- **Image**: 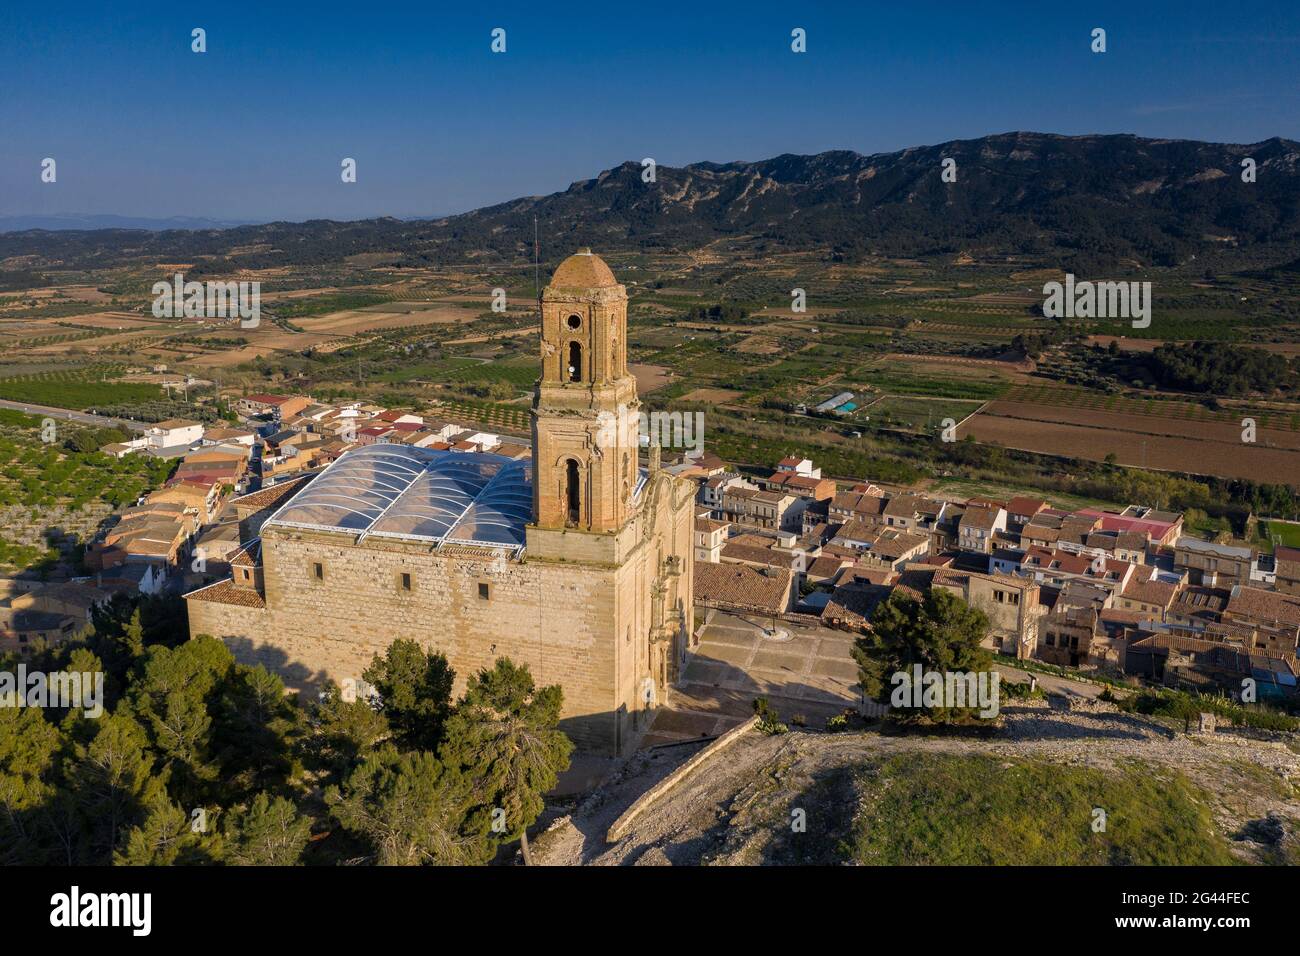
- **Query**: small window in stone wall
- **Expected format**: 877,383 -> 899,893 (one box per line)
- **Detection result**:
478,582 -> 490,600
400,572 -> 412,592
312,561 -> 324,581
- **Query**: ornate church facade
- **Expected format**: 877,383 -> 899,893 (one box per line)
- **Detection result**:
186,249 -> 695,755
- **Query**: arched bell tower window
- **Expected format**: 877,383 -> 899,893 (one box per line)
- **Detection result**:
565,458 -> 581,525
567,342 -> 582,383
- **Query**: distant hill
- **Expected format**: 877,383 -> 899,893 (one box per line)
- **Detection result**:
0,214 -> 258,233
3,132 -> 1298,274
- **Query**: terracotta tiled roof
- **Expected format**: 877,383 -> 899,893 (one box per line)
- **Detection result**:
230,540 -> 262,568
960,505 -> 1002,531
232,474 -> 313,511
694,562 -> 791,615
1121,577 -> 1179,607
721,542 -> 798,569
822,584 -> 889,627
186,578 -> 266,609
807,555 -> 850,579
1007,496 -> 1048,517
1226,586 -> 1300,629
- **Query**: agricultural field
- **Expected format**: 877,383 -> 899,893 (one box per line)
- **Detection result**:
0,408 -> 175,573
3,243 -> 1299,509
959,388 -> 1300,484
0,366 -> 164,409
864,396 -> 985,433
429,398 -> 530,435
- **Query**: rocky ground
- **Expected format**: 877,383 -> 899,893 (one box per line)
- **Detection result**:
532,700 -> 1300,866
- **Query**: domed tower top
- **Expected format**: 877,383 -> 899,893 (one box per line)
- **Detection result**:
549,247 -> 618,290
537,248 -> 630,389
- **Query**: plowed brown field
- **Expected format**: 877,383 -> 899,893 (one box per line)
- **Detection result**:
959,399 -> 1300,485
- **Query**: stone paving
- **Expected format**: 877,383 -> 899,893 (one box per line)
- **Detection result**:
642,610 -> 860,747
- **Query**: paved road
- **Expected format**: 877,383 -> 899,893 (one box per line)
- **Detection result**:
0,399 -> 148,432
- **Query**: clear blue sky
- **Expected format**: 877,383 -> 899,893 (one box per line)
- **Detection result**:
1,0 -> 1296,222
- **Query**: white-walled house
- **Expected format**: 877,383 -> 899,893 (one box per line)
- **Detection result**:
145,419 -> 204,450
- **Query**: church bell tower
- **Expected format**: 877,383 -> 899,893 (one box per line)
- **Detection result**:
530,248 -> 640,534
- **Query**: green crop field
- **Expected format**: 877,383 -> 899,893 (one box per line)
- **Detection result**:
0,367 -> 163,410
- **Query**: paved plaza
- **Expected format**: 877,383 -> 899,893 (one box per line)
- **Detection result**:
643,611 -> 861,747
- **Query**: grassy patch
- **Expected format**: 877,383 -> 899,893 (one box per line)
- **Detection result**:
851,752 -> 1235,865
1262,520 -> 1300,549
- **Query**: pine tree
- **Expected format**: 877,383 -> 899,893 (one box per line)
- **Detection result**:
325,746 -> 481,865
300,680 -> 389,788
68,709 -> 165,863
0,705 -> 62,864
853,588 -> 994,723
219,792 -> 312,865
114,792 -> 212,865
440,659 -> 573,865
362,639 -> 455,752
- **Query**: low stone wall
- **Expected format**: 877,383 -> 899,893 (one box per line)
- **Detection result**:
606,715 -> 758,843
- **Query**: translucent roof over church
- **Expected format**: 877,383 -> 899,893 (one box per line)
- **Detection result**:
266,444 -> 533,552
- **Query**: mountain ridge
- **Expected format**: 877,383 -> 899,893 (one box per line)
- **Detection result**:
3,132 -> 1298,274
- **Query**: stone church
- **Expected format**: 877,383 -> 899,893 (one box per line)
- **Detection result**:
186,249 -> 696,755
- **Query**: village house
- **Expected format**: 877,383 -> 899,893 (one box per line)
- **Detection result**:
1277,545 -> 1300,596
718,483 -> 799,532
698,472 -> 743,512
694,562 -> 794,619
1079,506 -> 1183,547
1019,508 -> 1072,549
1083,529 -> 1150,565
775,456 -> 820,478
201,427 -> 257,446
1117,576 -> 1183,621
720,531 -> 808,577
670,449 -> 729,481
828,489 -> 889,528
145,418 -> 205,451
1167,584 -> 1232,629
1038,607 -> 1099,667
1221,585 -> 1300,656
693,516 -> 728,563
1005,496 -> 1049,528
1174,536 -> 1256,588
805,553 -> 853,586
958,504 -> 1007,555
1125,632 -> 1298,699
1012,545 -> 1137,596
927,566 -> 1044,658
149,477 -> 227,525
0,579 -> 112,654
236,393 -> 313,420
830,525 -> 929,571
881,494 -> 944,532
88,507 -> 192,574
762,469 -> 836,502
